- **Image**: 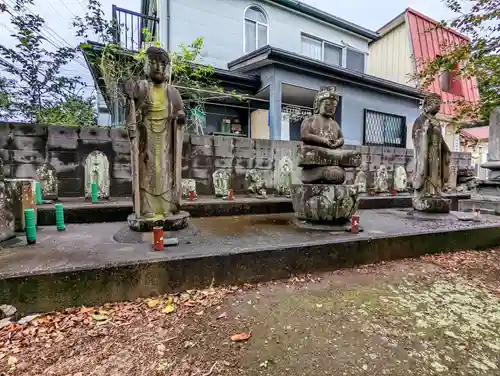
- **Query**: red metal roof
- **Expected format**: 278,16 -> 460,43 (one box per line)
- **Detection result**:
406,8 -> 480,117
460,126 -> 489,141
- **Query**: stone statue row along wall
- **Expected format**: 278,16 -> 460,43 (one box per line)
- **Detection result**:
0,123 -> 472,197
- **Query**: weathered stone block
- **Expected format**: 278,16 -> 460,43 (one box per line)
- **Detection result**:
254,157 -> 273,170
12,163 -> 38,179
11,136 -> 45,152
112,163 -> 131,180
191,145 -> 212,157
233,137 -> 254,148
0,178 -> 15,241
233,147 -> 254,158
213,136 -> 233,148
213,157 -> 233,169
191,135 -> 212,146
79,127 -> 110,141
255,139 -> 273,149
11,124 -> 47,137
112,141 -> 130,155
214,145 -> 233,157
11,150 -> 45,165
234,157 -> 254,169
191,168 -> 211,180
5,178 -> 36,231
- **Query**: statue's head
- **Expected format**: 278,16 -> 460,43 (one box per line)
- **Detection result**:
423,93 -> 442,115
145,46 -> 170,84
314,86 -> 339,117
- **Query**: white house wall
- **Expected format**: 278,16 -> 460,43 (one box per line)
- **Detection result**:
168,0 -> 369,68
367,21 -> 416,87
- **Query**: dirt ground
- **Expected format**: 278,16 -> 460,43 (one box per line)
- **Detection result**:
3,249 -> 500,376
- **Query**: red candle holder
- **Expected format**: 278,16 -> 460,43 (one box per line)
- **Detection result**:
351,215 -> 360,234
153,226 -> 164,251
189,191 -> 195,201
228,190 -> 233,201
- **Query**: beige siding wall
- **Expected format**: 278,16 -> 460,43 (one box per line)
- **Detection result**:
368,22 -> 416,87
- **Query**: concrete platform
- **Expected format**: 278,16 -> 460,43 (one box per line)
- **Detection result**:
1,208 -> 499,315
459,198 -> 500,215
35,193 -> 471,226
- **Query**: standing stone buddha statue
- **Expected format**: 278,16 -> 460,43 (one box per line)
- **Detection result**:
125,46 -> 189,231
412,93 -> 451,213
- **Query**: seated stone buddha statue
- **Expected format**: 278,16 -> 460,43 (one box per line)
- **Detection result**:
298,86 -> 361,184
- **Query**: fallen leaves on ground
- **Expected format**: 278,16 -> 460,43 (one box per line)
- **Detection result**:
230,332 -> 251,342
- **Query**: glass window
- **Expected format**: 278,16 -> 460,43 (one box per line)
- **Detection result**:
258,24 -> 267,49
324,43 -> 342,66
245,20 -> 257,53
245,7 -> 267,23
244,6 -> 268,53
346,49 -> 365,73
364,110 -> 406,147
301,35 -> 322,60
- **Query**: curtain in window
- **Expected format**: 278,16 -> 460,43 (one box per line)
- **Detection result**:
245,20 -> 257,53
301,36 -> 322,60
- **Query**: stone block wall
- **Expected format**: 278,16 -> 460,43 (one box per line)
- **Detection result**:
0,122 -> 472,197
0,123 -> 131,197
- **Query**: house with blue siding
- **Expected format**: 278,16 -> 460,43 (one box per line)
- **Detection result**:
86,0 -> 425,148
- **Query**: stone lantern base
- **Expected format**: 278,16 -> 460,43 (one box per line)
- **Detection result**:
412,195 -> 451,213
127,211 -> 190,232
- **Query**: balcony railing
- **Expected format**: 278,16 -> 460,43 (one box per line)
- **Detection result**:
112,5 -> 159,52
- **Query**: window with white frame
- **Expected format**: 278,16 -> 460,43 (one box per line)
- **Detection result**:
244,6 -> 268,54
346,48 -> 365,73
301,34 -> 342,66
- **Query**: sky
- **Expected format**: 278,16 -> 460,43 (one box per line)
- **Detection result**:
0,0 -> 457,105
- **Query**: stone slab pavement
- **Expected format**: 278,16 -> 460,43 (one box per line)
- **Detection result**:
1,209 -> 500,279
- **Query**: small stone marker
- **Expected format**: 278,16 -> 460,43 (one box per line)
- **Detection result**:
164,237 -> 179,247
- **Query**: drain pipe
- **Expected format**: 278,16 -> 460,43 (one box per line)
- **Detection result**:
157,0 -> 171,51
166,0 -> 171,51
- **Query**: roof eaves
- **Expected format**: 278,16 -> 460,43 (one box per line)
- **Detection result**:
268,47 -> 424,99
269,0 -> 380,41
375,10 -> 407,36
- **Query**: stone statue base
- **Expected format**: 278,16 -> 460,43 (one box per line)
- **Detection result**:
292,217 -> 363,232
292,184 -> 359,226
127,211 -> 190,232
412,196 -> 451,213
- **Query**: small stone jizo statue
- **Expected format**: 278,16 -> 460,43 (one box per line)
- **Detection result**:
124,46 -> 189,231
412,94 -> 451,213
245,170 -> 267,199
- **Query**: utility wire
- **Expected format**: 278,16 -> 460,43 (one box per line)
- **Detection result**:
3,0 -> 89,70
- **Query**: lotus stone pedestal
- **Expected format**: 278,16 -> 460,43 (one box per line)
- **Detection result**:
292,184 -> 360,231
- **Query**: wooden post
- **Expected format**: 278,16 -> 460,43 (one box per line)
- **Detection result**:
126,92 -> 141,218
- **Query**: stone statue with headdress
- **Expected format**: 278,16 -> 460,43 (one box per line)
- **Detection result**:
412,93 -> 451,213
298,86 -> 361,184
124,46 -> 189,231
292,86 -> 362,230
